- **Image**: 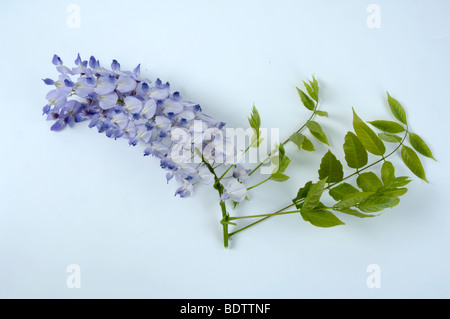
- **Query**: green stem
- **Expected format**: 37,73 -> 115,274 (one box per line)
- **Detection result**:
217,164 -> 234,183
219,200 -> 229,247
229,210 -> 300,220
246,176 -> 272,191
228,202 -> 295,237
201,155 -> 230,248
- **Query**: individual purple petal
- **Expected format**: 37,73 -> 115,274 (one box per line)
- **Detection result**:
87,92 -> 98,100
43,78 -> 55,85
52,54 -> 62,66
197,166 -> 214,185
56,65 -> 73,75
149,85 -> 170,100
222,179 -> 247,202
128,136 -> 139,146
220,193 -> 230,201
172,92 -> 181,101
72,54 -> 86,74
133,64 -> 141,77
64,79 -> 75,87
123,121 -> 137,139
98,120 -> 113,133
175,164 -> 197,180
154,115 -> 173,132
116,75 -> 137,93
45,89 -> 67,107
75,113 -> 86,122
193,104 -> 202,113
114,129 -> 124,139
94,75 -> 116,95
99,92 -> 118,110
175,110 -> 195,122
232,164 -> 252,182
89,56 -> 97,68
166,172 -> 174,183
134,82 -> 150,97
143,122 -> 153,131
63,100 -> 80,112
74,77 -> 95,98
160,157 -> 178,171
162,99 -> 184,115
88,114 -> 101,128
110,113 -> 129,130
123,96 -> 143,113
145,141 -> 170,158
42,104 -> 51,115
86,77 -> 95,85
174,180 -> 194,198
170,127 -> 191,146
111,59 -> 120,72
74,53 -> 82,65
136,124 -> 153,143
50,120 -> 65,131
141,99 -> 157,119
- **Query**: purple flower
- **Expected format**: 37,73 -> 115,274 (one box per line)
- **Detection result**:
232,164 -> 252,182
42,54 -> 246,198
116,75 -> 137,93
174,180 -> 194,198
221,179 -> 247,202
123,96 -> 143,114
95,75 -> 116,95
99,92 -> 118,110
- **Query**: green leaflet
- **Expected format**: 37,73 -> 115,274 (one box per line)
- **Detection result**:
293,181 -> 313,206
303,81 -> 315,101
297,87 -> 315,110
310,76 -> 319,102
333,207 -> 376,218
356,172 -> 383,192
318,150 -> 344,183
409,132 -> 436,160
378,133 -> 402,143
248,105 -> 261,147
381,161 -> 395,185
368,120 -> 405,133
380,188 -> 408,198
301,136 -> 315,151
343,131 -> 368,169
302,76 -> 319,102
314,110 -> 328,117
270,172 -> 290,182
401,145 -> 428,182
306,121 -> 329,145
289,132 -> 305,150
358,194 -> 399,213
300,209 -> 345,227
250,133 -> 264,148
389,176 -> 412,188
302,178 -> 328,211
352,109 -> 386,155
333,192 -> 374,210
272,144 -> 291,174
387,92 -> 407,125
329,183 -> 359,201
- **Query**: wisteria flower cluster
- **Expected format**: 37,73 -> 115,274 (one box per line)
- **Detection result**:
43,54 -> 248,200
43,54 -> 435,248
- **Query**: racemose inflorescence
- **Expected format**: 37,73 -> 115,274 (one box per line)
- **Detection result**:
42,54 -> 435,248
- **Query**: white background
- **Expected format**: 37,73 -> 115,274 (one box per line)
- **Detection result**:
0,0 -> 449,298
